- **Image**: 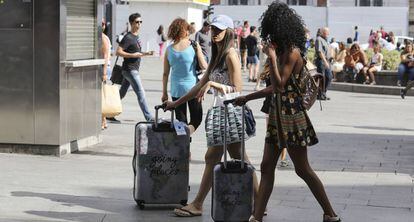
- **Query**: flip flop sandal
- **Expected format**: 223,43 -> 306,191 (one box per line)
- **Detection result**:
174,207 -> 202,217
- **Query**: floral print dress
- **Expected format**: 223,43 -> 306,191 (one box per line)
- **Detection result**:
265,61 -> 318,149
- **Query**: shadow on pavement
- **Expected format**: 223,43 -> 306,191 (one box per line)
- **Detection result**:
72,150 -> 131,158
332,124 -> 414,132
10,180 -> 413,222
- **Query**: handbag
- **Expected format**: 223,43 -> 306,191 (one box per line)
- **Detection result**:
211,91 -> 256,137
102,83 -> 123,117
205,104 -> 246,147
110,56 -> 124,85
244,106 -> 256,137
292,59 -> 323,110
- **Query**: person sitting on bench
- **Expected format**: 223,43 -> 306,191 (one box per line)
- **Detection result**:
343,43 -> 367,83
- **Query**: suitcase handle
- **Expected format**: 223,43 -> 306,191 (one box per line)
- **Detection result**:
154,104 -> 174,129
223,100 -> 245,170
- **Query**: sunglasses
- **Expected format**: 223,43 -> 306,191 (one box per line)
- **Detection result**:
134,20 -> 143,24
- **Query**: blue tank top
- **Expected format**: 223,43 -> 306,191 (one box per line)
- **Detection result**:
167,45 -> 197,98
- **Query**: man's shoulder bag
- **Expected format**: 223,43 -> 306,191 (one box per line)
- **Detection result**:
110,56 -> 124,85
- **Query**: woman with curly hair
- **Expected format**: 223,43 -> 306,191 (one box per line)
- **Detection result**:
162,18 -> 207,134
233,2 -> 340,222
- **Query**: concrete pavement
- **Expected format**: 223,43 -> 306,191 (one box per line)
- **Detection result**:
0,57 -> 413,222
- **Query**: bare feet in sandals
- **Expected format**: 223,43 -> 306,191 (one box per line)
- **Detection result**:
174,203 -> 202,217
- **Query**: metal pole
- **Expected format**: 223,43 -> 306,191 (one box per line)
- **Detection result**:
326,0 -> 329,29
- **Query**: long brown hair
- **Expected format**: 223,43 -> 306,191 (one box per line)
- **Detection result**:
205,28 -> 235,76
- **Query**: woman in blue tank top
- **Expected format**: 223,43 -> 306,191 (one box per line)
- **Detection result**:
162,18 -> 207,134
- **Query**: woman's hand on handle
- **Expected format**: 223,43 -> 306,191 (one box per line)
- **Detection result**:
233,96 -> 248,106
196,81 -> 211,102
163,100 -> 176,111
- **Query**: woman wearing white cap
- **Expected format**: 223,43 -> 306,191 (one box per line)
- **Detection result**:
164,14 -> 259,217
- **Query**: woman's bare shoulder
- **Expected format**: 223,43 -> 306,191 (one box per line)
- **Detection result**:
226,47 -> 238,58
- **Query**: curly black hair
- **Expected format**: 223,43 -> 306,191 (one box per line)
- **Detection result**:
259,1 -> 306,56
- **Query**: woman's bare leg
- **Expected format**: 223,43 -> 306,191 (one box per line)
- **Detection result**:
253,143 -> 282,221
183,147 -> 223,211
368,67 -> 377,84
280,148 -> 287,161
287,147 -> 336,217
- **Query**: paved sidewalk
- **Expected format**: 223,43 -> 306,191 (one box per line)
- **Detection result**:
0,57 -> 413,222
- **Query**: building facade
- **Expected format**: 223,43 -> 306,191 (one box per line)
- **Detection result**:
219,0 -> 408,6
125,0 -> 209,52
410,0 -> 414,36
214,0 -> 409,43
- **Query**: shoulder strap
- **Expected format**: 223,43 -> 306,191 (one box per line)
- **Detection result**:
190,40 -> 197,50
195,32 -> 200,42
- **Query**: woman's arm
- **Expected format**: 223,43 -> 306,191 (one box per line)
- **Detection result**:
195,42 -> 208,70
268,47 -> 300,92
165,71 -> 211,109
401,53 -> 410,63
360,51 -> 368,66
162,50 -> 170,102
246,86 -> 273,100
233,86 -> 274,106
101,34 -> 110,81
378,53 -> 384,66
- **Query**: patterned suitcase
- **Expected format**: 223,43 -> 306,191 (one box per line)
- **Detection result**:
133,105 -> 190,209
211,101 -> 254,222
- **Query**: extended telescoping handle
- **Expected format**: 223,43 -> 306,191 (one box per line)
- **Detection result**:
223,99 -> 245,170
154,104 -> 174,129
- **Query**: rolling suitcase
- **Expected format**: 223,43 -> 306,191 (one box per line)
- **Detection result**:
211,100 -> 254,222
133,105 -> 190,209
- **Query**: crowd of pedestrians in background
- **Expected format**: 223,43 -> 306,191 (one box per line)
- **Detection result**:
303,24 -> 414,98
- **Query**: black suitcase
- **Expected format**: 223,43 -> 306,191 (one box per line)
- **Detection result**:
211,101 -> 254,222
133,105 -> 190,209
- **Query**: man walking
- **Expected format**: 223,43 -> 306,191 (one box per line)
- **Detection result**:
195,21 -> 211,63
238,20 -> 250,71
111,13 -> 154,122
245,26 -> 260,85
315,27 -> 333,100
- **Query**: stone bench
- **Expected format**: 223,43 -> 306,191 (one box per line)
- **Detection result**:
335,70 -> 408,86
330,82 -> 414,96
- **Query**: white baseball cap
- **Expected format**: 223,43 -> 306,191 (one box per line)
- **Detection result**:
210,15 -> 234,30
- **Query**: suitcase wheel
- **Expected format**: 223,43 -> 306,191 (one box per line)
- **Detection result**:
180,200 -> 188,206
136,200 -> 145,210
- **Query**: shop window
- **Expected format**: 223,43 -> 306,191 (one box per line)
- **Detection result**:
240,0 -> 248,5
373,0 -> 383,6
317,0 -> 327,7
359,0 -> 371,6
66,0 -> 96,60
228,0 -> 238,5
